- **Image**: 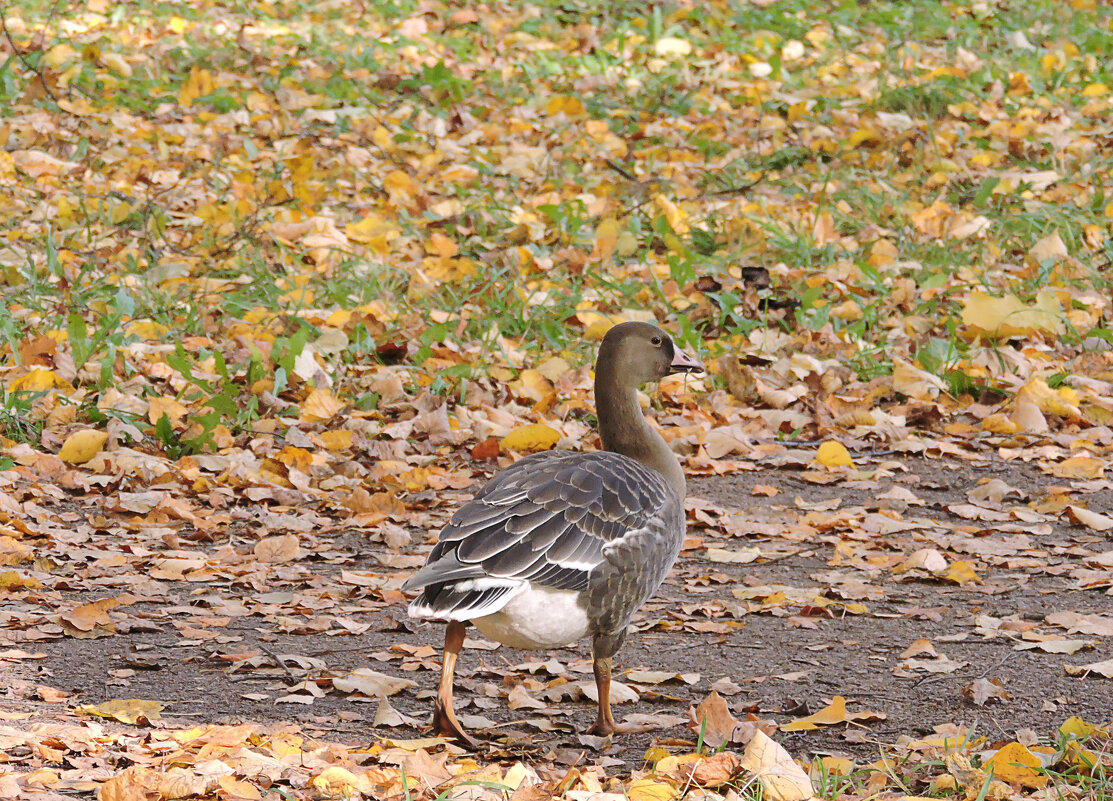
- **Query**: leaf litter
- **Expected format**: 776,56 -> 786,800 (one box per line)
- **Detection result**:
2,0 -> 1113,798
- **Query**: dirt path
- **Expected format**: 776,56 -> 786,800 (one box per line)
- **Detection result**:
3,452 -> 1111,772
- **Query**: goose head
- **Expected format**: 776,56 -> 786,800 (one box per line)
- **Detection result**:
597,322 -> 703,388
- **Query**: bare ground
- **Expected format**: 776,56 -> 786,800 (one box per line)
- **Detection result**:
3,453 -> 1113,771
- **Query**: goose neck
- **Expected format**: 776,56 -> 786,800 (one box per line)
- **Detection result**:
594,376 -> 685,499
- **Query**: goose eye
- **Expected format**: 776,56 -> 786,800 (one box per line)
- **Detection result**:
651,336 -> 662,346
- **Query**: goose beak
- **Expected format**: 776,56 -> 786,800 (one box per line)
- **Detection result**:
669,347 -> 704,374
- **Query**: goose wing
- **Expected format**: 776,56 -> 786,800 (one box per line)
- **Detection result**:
404,450 -> 676,621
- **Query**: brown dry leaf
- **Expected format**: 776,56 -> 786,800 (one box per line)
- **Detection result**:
963,678 -> 1010,706
899,638 -> 937,659
332,668 -> 415,696
892,359 -> 948,400
688,690 -> 739,748
1015,639 -> 1093,655
1064,658 -> 1113,679
1065,505 -> 1113,531
373,696 -> 422,727
300,388 -> 343,422
899,548 -> 948,572
1045,611 -> 1113,636
686,752 -> 743,788
253,534 -> 301,563
739,729 -> 816,801
706,546 -> 761,564
967,478 -> 1023,504
62,597 -> 120,632
100,767 -> 218,801
1048,455 -> 1105,479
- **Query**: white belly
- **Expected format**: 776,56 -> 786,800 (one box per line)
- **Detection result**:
472,586 -> 589,650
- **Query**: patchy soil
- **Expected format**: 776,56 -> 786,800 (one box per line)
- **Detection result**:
3,454 -> 1112,771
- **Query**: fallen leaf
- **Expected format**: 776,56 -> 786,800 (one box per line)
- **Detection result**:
963,678 -> 1010,706
1064,658 -> 1113,679
75,699 -> 163,724
783,696 -> 847,731
253,534 -> 301,563
688,690 -> 739,748
332,668 -> 415,696
501,423 -> 561,452
58,429 -> 109,464
739,729 -> 816,801
814,441 -> 853,467
986,742 -> 1048,788
1065,506 -> 1113,531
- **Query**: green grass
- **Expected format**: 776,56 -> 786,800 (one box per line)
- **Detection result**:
0,0 -> 1110,452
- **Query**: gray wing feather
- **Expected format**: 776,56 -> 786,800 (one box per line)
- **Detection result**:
404,450 -> 679,622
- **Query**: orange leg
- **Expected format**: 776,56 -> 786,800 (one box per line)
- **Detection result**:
432,621 -> 477,746
585,655 -> 617,736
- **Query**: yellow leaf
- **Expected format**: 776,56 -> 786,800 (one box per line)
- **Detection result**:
1016,379 -> 1080,418
426,232 -> 458,258
178,66 -> 214,107
8,368 -> 72,393
653,194 -> 689,234
321,430 -> 354,450
43,44 -> 76,68
125,320 -> 170,339
346,213 -> 398,246
986,742 -> 1048,788
75,699 -> 163,724
1060,716 -> 1106,739
817,757 -> 853,776
784,696 -> 847,731
1050,455 -> 1105,480
627,778 -> 678,801
311,767 -> 371,795
509,369 -> 554,403
815,441 -> 853,468
545,95 -> 585,116
654,36 -> 692,57
58,429 -> 109,464
867,239 -> 898,268
536,356 -> 570,382
501,423 -> 561,452
942,560 -> 980,585
148,396 -> 189,427
981,414 -> 1020,434
300,389 -> 343,423
101,52 -> 132,77
831,299 -> 862,321
593,218 -> 623,260
1081,82 -> 1108,97
960,290 -> 1065,339
0,570 -> 42,592
383,170 -> 419,206
1030,231 -> 1068,263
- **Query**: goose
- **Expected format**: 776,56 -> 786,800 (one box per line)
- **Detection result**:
402,321 -> 703,743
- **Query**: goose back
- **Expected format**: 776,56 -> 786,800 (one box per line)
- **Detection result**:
404,448 -> 683,632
